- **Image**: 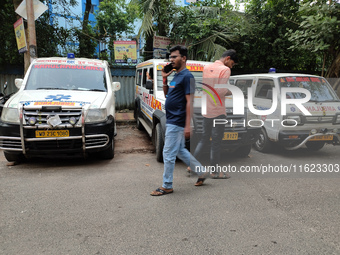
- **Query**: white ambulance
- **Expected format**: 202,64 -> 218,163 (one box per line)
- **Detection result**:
0,54 -> 121,162
135,59 -> 260,162
230,73 -> 340,152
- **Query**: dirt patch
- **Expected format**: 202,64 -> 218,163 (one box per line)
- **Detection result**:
115,125 -> 155,154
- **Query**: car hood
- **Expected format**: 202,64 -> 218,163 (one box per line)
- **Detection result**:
5,90 -> 107,109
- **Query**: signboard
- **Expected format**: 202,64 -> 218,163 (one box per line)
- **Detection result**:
184,0 -> 198,4
153,36 -> 171,59
114,41 -> 137,63
15,0 -> 48,20
13,18 -> 27,54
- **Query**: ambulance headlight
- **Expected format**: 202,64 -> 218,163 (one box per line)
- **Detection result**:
283,115 -> 301,126
1,108 -> 20,124
69,117 -> 77,125
28,117 -> 37,125
310,129 -> 317,135
85,109 -> 107,123
336,115 -> 340,124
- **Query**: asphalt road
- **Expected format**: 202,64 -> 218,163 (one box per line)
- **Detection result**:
1,125 -> 339,255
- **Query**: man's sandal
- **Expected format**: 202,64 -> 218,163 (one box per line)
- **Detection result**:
195,172 -> 211,186
150,188 -> 174,196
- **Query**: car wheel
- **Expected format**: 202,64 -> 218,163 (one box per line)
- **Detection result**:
253,128 -> 272,153
234,144 -> 252,157
101,138 -> 115,159
134,106 -> 144,131
305,141 -> 325,151
4,151 -> 26,163
155,123 -> 164,162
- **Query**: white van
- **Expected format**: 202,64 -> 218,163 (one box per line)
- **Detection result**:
230,73 -> 340,152
0,55 -> 121,161
135,59 -> 260,162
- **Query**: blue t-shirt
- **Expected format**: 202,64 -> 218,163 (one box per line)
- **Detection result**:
165,68 -> 196,127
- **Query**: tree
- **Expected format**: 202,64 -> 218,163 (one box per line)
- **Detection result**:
129,0 -> 177,60
95,0 -> 137,60
286,0 -> 340,82
0,0 -> 78,69
170,0 -> 247,61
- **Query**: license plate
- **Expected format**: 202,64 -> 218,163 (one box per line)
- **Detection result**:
310,135 -> 333,141
223,132 -> 238,140
35,130 -> 69,138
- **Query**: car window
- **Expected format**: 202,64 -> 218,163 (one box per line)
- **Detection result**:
136,69 -> 142,86
235,79 -> 253,97
156,69 -> 203,92
279,76 -> 339,101
255,79 -> 275,99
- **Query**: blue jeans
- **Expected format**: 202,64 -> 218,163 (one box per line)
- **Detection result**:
193,115 -> 225,171
162,124 -> 205,189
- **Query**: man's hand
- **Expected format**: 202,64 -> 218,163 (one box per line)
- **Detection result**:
161,67 -> 174,78
184,125 -> 191,139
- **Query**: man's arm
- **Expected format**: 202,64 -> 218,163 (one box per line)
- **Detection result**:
184,94 -> 193,139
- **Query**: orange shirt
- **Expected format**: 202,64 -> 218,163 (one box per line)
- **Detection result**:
202,60 -> 231,118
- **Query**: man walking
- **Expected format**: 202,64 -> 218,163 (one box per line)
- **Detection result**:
193,49 -> 238,179
150,45 -> 208,196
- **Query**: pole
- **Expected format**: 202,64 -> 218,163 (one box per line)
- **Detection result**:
26,0 -> 37,62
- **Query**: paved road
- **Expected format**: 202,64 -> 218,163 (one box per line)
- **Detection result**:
1,126 -> 339,254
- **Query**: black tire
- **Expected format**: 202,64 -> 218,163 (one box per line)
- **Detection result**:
253,128 -> 272,153
234,144 -> 252,157
155,123 -> 164,162
101,138 -> 115,159
305,141 -> 325,151
4,151 -> 25,163
134,106 -> 144,131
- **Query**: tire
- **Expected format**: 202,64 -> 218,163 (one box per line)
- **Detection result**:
4,151 -> 25,163
253,128 -> 272,153
305,141 -> 325,151
135,106 -> 144,131
101,138 -> 115,159
234,144 -> 252,157
155,123 -> 164,162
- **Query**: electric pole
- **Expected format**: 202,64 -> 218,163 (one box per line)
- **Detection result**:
26,0 -> 37,62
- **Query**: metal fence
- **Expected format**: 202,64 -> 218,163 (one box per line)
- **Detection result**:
112,75 -> 135,110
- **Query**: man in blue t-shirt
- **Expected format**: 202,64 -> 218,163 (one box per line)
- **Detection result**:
151,46 -> 208,196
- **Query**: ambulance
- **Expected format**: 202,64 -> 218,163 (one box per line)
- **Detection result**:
229,73 -> 340,152
135,59 -> 260,162
0,54 -> 121,162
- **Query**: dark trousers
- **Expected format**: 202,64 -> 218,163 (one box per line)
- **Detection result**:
193,115 -> 225,171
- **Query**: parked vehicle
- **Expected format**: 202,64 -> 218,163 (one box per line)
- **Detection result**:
135,59 -> 260,162
0,54 -> 121,162
230,73 -> 340,152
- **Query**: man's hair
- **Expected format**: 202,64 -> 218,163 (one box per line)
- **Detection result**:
169,45 -> 188,58
221,49 -> 238,63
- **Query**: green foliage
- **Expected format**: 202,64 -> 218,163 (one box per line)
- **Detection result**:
170,1 -> 247,61
129,0 -> 177,60
286,1 -> 340,77
0,0 -> 78,67
95,0 -> 137,54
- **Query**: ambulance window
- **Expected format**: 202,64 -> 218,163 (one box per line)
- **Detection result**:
235,79 -> 253,97
136,70 -> 142,86
255,79 -> 275,99
142,69 -> 148,87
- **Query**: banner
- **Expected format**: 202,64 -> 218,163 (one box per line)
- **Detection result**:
114,41 -> 137,63
153,36 -> 171,59
13,18 -> 27,54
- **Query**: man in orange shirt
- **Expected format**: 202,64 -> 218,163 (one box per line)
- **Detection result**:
193,49 -> 238,179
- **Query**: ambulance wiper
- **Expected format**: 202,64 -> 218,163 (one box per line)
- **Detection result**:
36,87 -> 66,90
88,89 -> 106,92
